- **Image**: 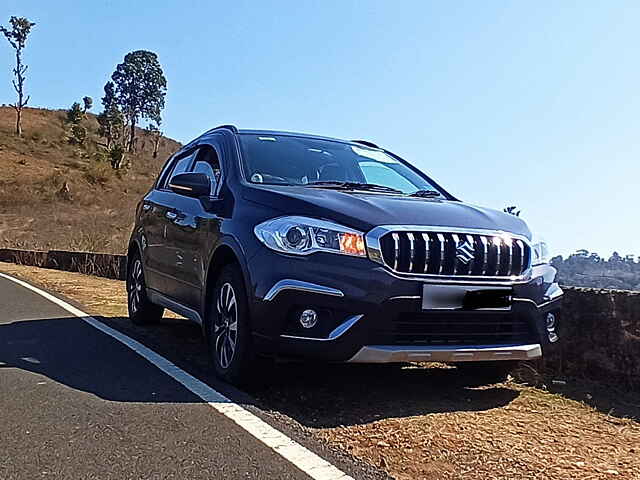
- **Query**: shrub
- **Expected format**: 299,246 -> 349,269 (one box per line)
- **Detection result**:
109,144 -> 127,170
69,124 -> 87,145
83,161 -> 112,185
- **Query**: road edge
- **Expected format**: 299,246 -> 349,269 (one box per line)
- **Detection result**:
0,272 -> 354,480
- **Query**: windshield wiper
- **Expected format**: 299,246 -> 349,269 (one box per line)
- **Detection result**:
409,189 -> 442,198
306,181 -> 403,194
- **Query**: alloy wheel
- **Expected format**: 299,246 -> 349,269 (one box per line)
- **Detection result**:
215,282 -> 238,369
128,259 -> 144,314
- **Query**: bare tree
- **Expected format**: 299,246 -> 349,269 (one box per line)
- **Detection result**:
1,16 -> 36,136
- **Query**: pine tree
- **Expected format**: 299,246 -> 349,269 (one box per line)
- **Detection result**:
97,81 -> 124,149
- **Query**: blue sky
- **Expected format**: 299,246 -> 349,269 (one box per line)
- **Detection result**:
2,1 -> 638,258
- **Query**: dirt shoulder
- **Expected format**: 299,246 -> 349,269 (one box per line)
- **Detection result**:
2,262 -> 639,480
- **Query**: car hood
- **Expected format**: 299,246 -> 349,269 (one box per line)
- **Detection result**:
243,185 -> 531,238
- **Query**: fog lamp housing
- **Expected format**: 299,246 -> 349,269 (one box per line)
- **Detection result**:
546,312 -> 559,343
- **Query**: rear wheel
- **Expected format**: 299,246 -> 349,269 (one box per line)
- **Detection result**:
127,254 -> 164,325
208,264 -> 255,385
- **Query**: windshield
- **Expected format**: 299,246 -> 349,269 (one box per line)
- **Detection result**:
238,134 -> 443,195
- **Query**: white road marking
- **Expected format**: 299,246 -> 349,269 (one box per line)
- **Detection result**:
0,273 -> 354,480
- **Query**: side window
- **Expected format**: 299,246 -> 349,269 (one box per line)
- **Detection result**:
163,151 -> 197,188
191,146 -> 221,195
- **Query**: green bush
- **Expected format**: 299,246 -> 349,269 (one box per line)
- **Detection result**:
66,102 -> 84,124
69,124 -> 87,145
109,144 -> 126,170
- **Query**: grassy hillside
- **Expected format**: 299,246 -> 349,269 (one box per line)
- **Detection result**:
0,106 -> 182,253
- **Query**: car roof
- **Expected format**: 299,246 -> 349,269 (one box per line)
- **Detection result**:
236,129 -> 361,146
198,125 -> 380,149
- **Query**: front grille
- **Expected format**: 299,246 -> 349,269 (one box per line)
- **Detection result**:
379,230 -> 530,277
384,312 -> 534,346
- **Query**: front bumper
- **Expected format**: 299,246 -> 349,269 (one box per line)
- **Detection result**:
246,247 -> 563,363
349,344 -> 542,363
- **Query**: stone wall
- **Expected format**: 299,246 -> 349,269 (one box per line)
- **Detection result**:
0,248 -> 126,280
544,287 -> 640,388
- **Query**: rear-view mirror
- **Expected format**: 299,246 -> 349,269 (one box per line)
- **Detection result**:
168,172 -> 211,197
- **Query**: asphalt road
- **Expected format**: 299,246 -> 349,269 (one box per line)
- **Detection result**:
0,275 -> 335,480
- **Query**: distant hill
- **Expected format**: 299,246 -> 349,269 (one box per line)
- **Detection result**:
0,106 -> 182,254
552,251 -> 640,291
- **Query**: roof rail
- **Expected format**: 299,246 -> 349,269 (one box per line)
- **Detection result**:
209,124 -> 239,134
352,139 -> 379,149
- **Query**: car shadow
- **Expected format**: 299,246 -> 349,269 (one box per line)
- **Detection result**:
249,363 -> 521,428
3,314 -> 638,429
0,316 -> 204,403
1,314 -> 519,426
544,379 -> 640,424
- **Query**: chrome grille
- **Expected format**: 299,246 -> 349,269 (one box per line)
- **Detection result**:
376,229 -> 531,277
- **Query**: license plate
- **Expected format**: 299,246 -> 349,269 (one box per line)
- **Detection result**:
422,285 -> 512,310
422,284 -> 467,310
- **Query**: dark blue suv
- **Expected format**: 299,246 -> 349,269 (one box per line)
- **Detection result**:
127,125 -> 563,384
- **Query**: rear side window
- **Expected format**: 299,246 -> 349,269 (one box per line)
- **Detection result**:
161,151 -> 197,188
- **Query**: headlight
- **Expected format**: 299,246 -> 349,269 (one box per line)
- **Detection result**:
530,233 -> 550,266
254,216 -> 366,257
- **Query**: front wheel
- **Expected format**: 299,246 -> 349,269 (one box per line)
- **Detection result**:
208,264 -> 255,385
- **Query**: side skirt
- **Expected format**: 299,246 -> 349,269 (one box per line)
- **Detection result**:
147,288 -> 203,326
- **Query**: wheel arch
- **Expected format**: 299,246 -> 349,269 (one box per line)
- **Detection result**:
202,239 -> 253,334
126,238 -> 143,273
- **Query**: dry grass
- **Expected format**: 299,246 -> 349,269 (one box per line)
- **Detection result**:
82,160 -> 113,185
0,261 -> 128,317
0,106 -> 181,254
320,387 -> 640,479
2,262 -> 639,480
0,262 -> 177,319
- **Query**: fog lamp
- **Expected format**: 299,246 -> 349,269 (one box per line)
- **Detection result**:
300,309 -> 318,329
546,313 -> 558,343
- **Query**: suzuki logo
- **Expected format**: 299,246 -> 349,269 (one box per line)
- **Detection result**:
456,239 -> 475,264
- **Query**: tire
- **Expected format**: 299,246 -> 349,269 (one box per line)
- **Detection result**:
208,264 -> 255,385
126,254 -> 164,325
456,361 -> 517,385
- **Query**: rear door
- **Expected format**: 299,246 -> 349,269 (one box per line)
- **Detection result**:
139,157 -> 173,292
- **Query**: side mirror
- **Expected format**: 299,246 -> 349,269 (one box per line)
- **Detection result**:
168,172 -> 211,197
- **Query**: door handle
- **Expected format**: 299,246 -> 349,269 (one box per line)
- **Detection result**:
166,211 -> 178,221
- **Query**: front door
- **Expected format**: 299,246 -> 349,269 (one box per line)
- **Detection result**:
164,145 -> 223,309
